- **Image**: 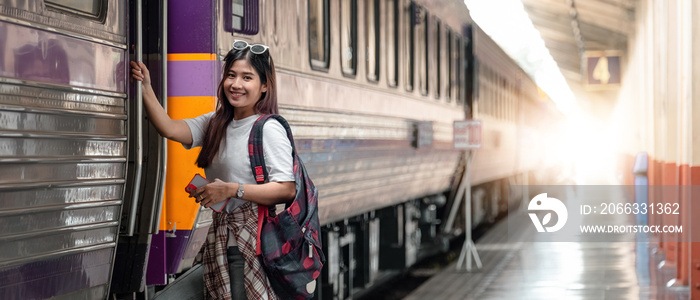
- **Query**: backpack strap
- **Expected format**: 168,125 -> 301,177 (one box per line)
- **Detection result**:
248,114 -> 297,255
248,114 -> 297,184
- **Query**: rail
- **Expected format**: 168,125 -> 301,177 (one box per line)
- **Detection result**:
127,0 -> 143,236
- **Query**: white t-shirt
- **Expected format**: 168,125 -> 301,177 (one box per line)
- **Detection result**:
183,113 -> 294,247
182,112 -> 294,212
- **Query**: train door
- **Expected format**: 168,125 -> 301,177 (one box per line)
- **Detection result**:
110,0 -> 167,297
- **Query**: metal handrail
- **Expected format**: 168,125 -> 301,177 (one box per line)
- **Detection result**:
127,0 -> 143,236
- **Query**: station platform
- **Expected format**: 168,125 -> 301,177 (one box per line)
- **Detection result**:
406,188 -> 690,300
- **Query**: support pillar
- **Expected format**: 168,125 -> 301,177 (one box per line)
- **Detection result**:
676,165 -> 690,286
455,151 -> 481,271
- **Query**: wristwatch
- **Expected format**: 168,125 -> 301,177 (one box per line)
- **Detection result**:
237,183 -> 245,198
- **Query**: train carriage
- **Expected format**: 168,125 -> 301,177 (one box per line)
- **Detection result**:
0,1 -> 136,299
0,0 -> 560,299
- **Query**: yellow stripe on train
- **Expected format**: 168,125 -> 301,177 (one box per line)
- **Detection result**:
167,53 -> 217,61
162,96 -> 216,231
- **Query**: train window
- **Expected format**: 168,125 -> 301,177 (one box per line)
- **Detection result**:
480,66 -> 487,114
501,80 -> 505,119
506,84 -> 511,120
511,85 -> 516,121
386,0 -> 399,87
483,69 -> 488,115
45,0 -> 106,19
508,86 -> 512,121
496,76 -> 501,119
340,0 -> 357,76
492,73 -> 497,116
366,0 -> 380,82
481,78 -> 486,115
416,6 -> 428,96
453,35 -> 462,104
446,27 -> 452,102
509,84 -> 514,121
403,2 -> 415,92
309,0 -> 330,70
224,0 -> 259,35
472,57 -> 479,103
463,27 -> 474,109
501,78 -> 506,119
433,18 -> 441,99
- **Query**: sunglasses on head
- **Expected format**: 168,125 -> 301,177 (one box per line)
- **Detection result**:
232,40 -> 269,55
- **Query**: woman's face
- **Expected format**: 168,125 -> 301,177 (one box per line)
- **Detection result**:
223,59 -> 267,120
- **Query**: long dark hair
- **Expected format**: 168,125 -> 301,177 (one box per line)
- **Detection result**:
196,47 -> 278,168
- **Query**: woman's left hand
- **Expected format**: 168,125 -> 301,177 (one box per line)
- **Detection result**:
194,179 -> 233,208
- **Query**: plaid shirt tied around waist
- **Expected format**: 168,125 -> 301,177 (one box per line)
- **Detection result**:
202,202 -> 279,300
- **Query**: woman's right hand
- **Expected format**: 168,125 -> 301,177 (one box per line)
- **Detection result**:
128,60 -> 193,145
130,61 -> 151,86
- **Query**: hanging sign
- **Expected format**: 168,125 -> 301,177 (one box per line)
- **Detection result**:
584,50 -> 622,90
454,120 -> 481,149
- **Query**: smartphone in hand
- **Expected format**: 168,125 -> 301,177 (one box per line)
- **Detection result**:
185,174 -> 230,212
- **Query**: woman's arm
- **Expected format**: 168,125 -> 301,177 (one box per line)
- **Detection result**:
194,179 -> 295,208
130,61 -> 193,145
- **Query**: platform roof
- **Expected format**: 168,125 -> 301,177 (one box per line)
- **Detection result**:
520,0 -> 634,90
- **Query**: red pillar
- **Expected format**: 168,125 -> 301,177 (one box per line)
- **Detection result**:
662,162 -> 679,267
650,159 -> 664,254
690,167 -> 700,298
677,164 -> 690,285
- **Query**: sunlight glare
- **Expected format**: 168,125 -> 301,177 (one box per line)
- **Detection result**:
464,0 -> 578,116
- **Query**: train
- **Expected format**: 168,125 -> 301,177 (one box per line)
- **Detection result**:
0,0 -> 562,299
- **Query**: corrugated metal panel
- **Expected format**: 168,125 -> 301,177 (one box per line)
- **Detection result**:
0,82 -> 126,298
280,108 -> 462,225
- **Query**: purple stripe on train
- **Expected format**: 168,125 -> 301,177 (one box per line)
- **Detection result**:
146,226 -> 209,285
167,60 -> 220,97
168,0 -> 214,54
146,231 -> 167,285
